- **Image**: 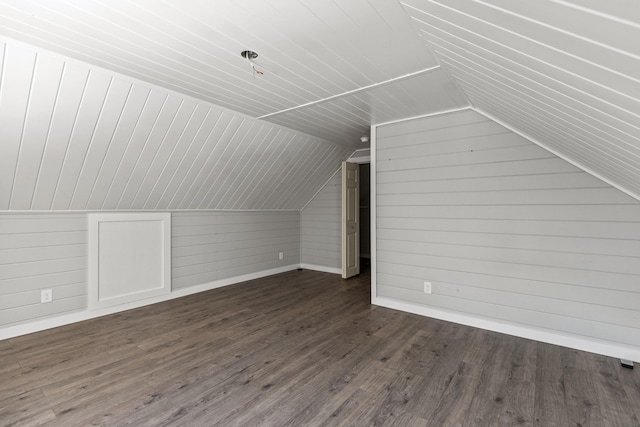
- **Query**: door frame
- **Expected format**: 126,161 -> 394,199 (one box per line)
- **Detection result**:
341,149 -> 371,280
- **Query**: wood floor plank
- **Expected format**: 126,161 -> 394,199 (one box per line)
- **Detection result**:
1,268 -> 639,426
461,333 -> 536,426
360,369 -> 428,426
534,343 -> 571,426
1,407 -> 56,427
586,355 -> 640,427
620,364 -> 640,425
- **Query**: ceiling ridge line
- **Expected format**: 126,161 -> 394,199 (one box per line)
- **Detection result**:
257,66 -> 441,120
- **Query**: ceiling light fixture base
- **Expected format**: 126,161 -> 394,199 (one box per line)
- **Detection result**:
241,50 -> 259,60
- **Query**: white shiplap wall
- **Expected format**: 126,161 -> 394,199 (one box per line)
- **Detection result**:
374,110 -> 640,358
0,37 -> 353,212
172,211 -> 300,289
1,211 -> 299,332
301,171 -> 342,273
0,214 -> 87,327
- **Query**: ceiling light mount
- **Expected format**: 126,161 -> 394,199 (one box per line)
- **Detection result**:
241,50 -> 265,77
241,50 -> 259,60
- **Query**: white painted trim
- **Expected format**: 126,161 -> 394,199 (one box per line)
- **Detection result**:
0,208 -> 301,214
0,264 -> 299,341
373,296 -> 640,363
350,148 -> 371,156
374,106 -> 472,129
347,155 -> 371,164
345,148 -> 371,164
300,263 -> 341,275
447,69 -> 476,109
370,125 -> 378,303
476,108 -> 640,203
258,66 -> 441,120
88,213 -> 171,310
299,208 -> 303,268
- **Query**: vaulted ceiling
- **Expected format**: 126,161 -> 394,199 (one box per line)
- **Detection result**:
0,0 -> 638,210
0,0 -> 467,144
402,0 -> 640,201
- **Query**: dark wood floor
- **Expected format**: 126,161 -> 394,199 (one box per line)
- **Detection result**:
1,269 -> 639,426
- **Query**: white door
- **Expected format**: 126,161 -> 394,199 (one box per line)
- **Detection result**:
342,161 -> 360,278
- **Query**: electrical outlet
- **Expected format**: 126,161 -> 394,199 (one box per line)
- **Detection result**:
41,289 -> 53,303
423,281 -> 432,294
279,252 -> 284,260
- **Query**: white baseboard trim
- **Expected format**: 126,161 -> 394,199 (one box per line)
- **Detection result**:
300,263 -> 341,275
0,264 -> 300,341
373,296 -> 640,363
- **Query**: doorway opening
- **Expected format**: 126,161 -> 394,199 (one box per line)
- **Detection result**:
359,163 -> 371,270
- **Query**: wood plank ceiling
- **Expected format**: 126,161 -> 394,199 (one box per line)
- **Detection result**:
0,0 -> 638,209
0,0 -> 469,211
0,38 -> 356,211
0,0 -> 467,143
401,0 -> 640,200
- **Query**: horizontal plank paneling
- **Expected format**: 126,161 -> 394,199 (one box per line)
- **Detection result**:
378,204 -> 640,222
173,221 -> 298,237
377,228 -> 640,258
378,119 -> 508,150
171,211 -> 300,290
378,188 -> 635,206
377,239 -> 640,275
0,245 -> 87,264
375,110 -> 640,349
0,214 -> 88,326
376,172 -> 608,195
0,258 -> 86,280
378,275 -> 640,329
378,250 -> 639,293
0,283 -> 86,310
172,229 -> 300,248
301,171 -> 341,271
172,242 -> 299,269
172,236 -> 298,259
376,285 -> 639,347
376,269 -> 640,312
377,158 -> 578,183
377,108 -> 484,139
376,217 -> 640,240
0,231 -> 87,250
0,296 -> 86,327
377,145 -> 555,173
0,210 -> 300,328
0,271 -> 87,296
376,132 -> 524,160
0,215 -> 86,234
